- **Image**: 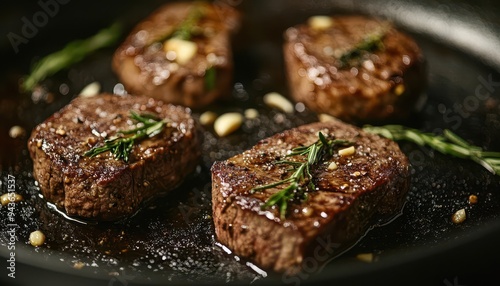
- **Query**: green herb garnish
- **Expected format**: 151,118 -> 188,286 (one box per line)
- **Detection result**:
251,132 -> 353,219
150,4 -> 204,45
84,111 -> 167,162
337,24 -> 389,68
363,125 -> 500,176
22,22 -> 122,92
172,5 -> 204,41
204,66 -> 217,91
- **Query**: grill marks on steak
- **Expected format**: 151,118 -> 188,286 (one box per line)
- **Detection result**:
112,2 -> 240,108
283,15 -> 425,122
28,94 -> 201,221
211,119 -> 410,274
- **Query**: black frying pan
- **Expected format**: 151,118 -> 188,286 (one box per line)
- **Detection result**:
1,1 -> 500,285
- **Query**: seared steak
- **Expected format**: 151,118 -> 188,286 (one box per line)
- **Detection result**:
283,15 -> 425,122
211,119 -> 410,274
28,93 -> 201,221
112,2 -> 240,108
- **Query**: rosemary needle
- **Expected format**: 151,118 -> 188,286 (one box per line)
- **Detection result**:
251,132 -> 352,219
337,24 -> 389,68
84,111 -> 166,162
22,22 -> 122,92
363,125 -> 500,176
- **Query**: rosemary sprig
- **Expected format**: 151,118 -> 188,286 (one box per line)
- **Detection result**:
84,111 -> 166,162
150,4 -> 204,45
22,22 -> 122,92
204,66 -> 217,91
363,125 -> 500,176
251,132 -> 352,219
171,5 -> 204,41
337,24 -> 389,68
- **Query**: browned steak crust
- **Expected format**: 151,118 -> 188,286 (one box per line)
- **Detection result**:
112,2 -> 240,108
211,119 -> 410,274
283,15 -> 425,122
28,93 -> 201,221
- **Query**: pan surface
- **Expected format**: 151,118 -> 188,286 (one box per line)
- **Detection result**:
1,1 -> 500,285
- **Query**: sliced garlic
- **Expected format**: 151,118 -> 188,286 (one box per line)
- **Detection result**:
327,162 -> 338,171
338,146 -> 356,157
0,193 -> 23,206
164,38 -> 198,65
318,113 -> 336,122
263,92 -> 294,113
452,209 -> 466,224
394,84 -> 405,96
9,126 -> 25,138
199,111 -> 218,126
79,82 -> 101,98
214,112 -> 243,137
244,108 -> 259,119
356,253 -> 374,263
308,16 -> 334,30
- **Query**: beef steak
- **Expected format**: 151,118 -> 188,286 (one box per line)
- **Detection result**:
112,1 -> 240,108
211,118 -> 410,274
283,15 -> 425,122
28,93 -> 201,221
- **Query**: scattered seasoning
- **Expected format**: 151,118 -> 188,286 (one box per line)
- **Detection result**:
301,207 -> 313,217
85,111 -> 167,162
251,132 -> 353,219
55,127 -> 66,136
452,209 -> 466,224
29,230 -> 46,247
468,194 -> 478,205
